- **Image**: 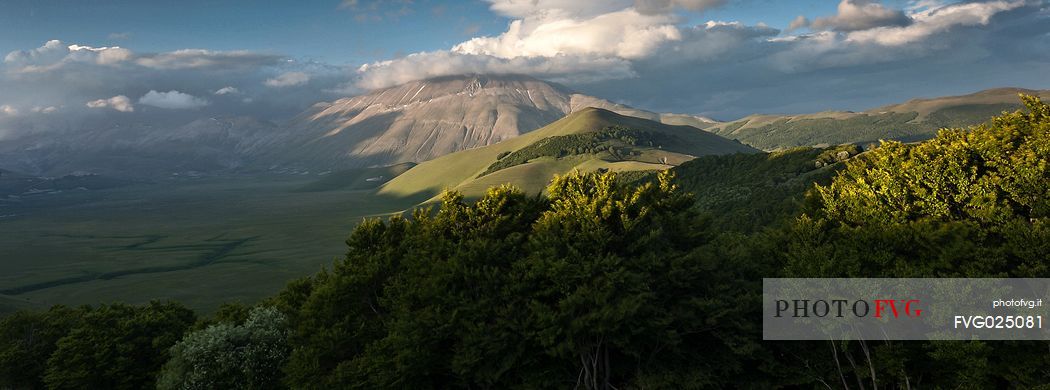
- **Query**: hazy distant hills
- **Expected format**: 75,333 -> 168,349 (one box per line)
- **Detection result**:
275,74 -> 718,169
0,116 -> 285,177
377,107 -> 756,200
0,72 -> 1043,178
707,88 -> 1050,150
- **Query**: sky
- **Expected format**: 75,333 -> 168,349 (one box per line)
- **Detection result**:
0,0 -> 1048,134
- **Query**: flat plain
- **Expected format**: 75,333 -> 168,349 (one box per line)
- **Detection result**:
0,175 -> 424,313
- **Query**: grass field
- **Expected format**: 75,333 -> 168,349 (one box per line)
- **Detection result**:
0,175 -> 424,314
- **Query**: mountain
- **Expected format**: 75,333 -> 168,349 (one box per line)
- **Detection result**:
378,107 -> 756,200
0,116 -> 284,177
275,74 -> 720,170
706,88 -> 1050,150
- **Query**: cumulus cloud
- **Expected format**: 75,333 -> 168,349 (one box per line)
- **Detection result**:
86,95 -> 134,112
787,15 -> 810,31
214,86 -> 240,95
810,0 -> 912,32
349,0 -> 1046,119
352,0 -> 780,90
845,0 -> 1028,45
453,9 -> 681,59
264,71 -> 310,87
138,90 -> 209,109
4,40 -> 132,73
4,40 -> 66,66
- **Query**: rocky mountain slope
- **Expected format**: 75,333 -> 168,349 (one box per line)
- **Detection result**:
274,74 -> 719,169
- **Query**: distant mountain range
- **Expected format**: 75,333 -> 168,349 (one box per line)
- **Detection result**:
706,88 -> 1050,150
0,74 -> 1044,178
0,116 -> 285,177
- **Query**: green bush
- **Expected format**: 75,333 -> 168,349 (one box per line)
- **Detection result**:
158,306 -> 290,390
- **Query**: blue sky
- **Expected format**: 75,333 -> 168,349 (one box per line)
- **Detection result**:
0,1 -> 507,65
0,0 -> 1047,124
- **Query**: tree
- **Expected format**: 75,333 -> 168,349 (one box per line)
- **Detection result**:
782,96 -> 1050,388
42,301 -> 195,390
278,171 -> 763,389
0,306 -> 84,390
157,306 -> 290,390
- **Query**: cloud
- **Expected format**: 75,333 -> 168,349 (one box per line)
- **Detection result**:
138,90 -> 209,109
353,51 -> 635,90
4,40 -> 66,66
352,1 -> 780,90
484,0 -> 631,19
0,105 -> 17,116
338,0 -> 414,22
452,9 -> 681,59
135,49 -> 283,70
4,40 -> 132,73
845,0 -> 1028,45
634,0 -> 727,14
810,0 -> 912,32
214,86 -> 240,95
31,106 -> 59,114
264,71 -> 310,87
86,95 -> 134,112
787,15 -> 810,31
0,40 -> 345,127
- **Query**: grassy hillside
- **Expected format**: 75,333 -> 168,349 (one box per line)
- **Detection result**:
707,88 -> 1050,150
379,107 -> 757,200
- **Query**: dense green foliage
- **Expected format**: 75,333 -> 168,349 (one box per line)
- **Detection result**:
0,96 -> 1047,389
651,144 -> 858,231
44,302 -> 195,389
158,306 -> 289,390
780,96 -> 1050,388
0,306 -> 85,389
482,126 -> 675,176
274,171 -> 763,388
818,97 -> 1047,227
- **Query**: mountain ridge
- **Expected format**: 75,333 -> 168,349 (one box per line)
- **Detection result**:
378,107 -> 756,201
705,87 -> 1050,150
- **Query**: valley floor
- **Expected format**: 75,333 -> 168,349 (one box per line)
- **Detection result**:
0,175 -> 423,313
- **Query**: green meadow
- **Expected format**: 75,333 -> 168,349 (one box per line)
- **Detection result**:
0,175 -> 425,313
